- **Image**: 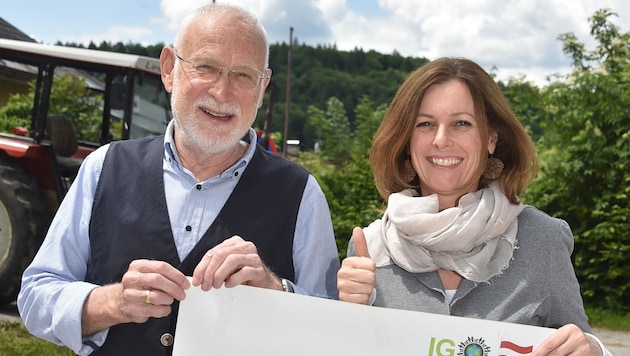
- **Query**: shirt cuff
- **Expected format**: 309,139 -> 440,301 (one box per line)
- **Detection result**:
586,333 -> 612,356
368,287 -> 377,306
52,282 -> 108,355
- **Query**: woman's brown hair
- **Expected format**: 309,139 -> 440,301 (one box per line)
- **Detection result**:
370,57 -> 538,204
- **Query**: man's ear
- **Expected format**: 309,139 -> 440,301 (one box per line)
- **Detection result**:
256,68 -> 272,108
160,47 -> 176,93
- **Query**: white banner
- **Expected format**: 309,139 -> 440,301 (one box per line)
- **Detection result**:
174,284 -> 555,356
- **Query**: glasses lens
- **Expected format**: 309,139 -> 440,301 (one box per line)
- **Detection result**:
229,67 -> 260,90
189,61 -> 221,81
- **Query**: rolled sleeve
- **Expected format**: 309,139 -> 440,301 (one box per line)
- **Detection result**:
291,175 -> 340,299
17,145 -> 109,355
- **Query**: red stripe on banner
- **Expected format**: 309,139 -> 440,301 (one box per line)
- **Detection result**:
500,341 -> 533,354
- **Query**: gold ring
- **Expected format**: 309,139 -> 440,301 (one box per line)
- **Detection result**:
145,290 -> 151,304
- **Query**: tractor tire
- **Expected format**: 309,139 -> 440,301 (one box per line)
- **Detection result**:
0,157 -> 50,305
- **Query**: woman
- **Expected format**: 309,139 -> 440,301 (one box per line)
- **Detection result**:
337,57 -> 609,355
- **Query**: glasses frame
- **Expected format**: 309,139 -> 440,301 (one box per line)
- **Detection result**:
173,49 -> 269,90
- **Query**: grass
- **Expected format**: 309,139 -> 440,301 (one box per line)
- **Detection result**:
1,307 -> 628,355
585,306 -> 630,331
0,322 -> 73,356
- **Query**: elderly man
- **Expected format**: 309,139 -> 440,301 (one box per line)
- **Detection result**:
18,4 -> 340,355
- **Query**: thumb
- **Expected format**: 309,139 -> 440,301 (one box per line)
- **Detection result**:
352,227 -> 371,258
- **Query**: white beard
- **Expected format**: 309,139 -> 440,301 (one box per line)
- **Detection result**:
170,75 -> 254,155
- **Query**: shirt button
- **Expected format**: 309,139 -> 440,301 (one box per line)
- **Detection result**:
196,184 -> 202,190
234,171 -> 239,177
185,225 -> 192,232
160,333 -> 174,346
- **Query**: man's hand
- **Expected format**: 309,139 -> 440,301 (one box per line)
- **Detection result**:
81,259 -> 190,335
191,235 -> 283,291
337,227 -> 376,304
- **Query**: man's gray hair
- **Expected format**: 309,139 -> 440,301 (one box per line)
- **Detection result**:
173,3 -> 270,68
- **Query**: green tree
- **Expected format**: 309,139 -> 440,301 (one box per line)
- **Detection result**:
297,97 -> 384,257
306,97 -> 352,162
351,96 -> 387,156
498,76 -> 546,141
0,75 -> 102,141
523,8 -> 630,311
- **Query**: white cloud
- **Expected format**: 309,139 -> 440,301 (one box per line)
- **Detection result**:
345,0 -> 629,85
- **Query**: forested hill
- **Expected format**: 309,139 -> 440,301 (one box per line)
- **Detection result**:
267,43 -> 427,149
62,40 -> 429,150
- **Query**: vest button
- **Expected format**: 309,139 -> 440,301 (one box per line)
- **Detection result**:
160,333 -> 174,346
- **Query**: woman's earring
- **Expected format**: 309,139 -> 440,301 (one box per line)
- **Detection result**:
403,159 -> 416,182
483,154 -> 504,180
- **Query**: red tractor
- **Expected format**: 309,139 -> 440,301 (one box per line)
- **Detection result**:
0,39 -> 171,304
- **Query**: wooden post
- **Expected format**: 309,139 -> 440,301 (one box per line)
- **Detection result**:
283,27 -> 293,158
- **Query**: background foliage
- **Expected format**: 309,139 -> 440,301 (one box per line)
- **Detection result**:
0,75 -> 102,141
521,9 -> 630,311
298,96 -> 387,257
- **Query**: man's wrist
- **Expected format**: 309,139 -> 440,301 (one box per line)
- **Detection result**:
280,278 -> 294,293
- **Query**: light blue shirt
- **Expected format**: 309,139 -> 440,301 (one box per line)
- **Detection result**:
18,122 -> 340,355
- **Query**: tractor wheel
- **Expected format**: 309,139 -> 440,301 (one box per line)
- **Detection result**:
0,158 -> 50,305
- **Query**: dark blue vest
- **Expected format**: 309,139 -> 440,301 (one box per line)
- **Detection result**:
85,135 -> 308,355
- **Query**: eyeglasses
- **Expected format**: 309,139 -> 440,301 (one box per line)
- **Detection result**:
174,50 -> 268,90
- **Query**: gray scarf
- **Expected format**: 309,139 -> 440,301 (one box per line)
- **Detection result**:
363,182 -> 524,282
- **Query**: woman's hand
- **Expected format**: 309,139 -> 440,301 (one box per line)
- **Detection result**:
337,227 -> 376,304
532,324 -> 603,355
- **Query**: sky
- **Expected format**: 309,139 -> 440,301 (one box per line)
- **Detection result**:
3,0 -> 629,86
